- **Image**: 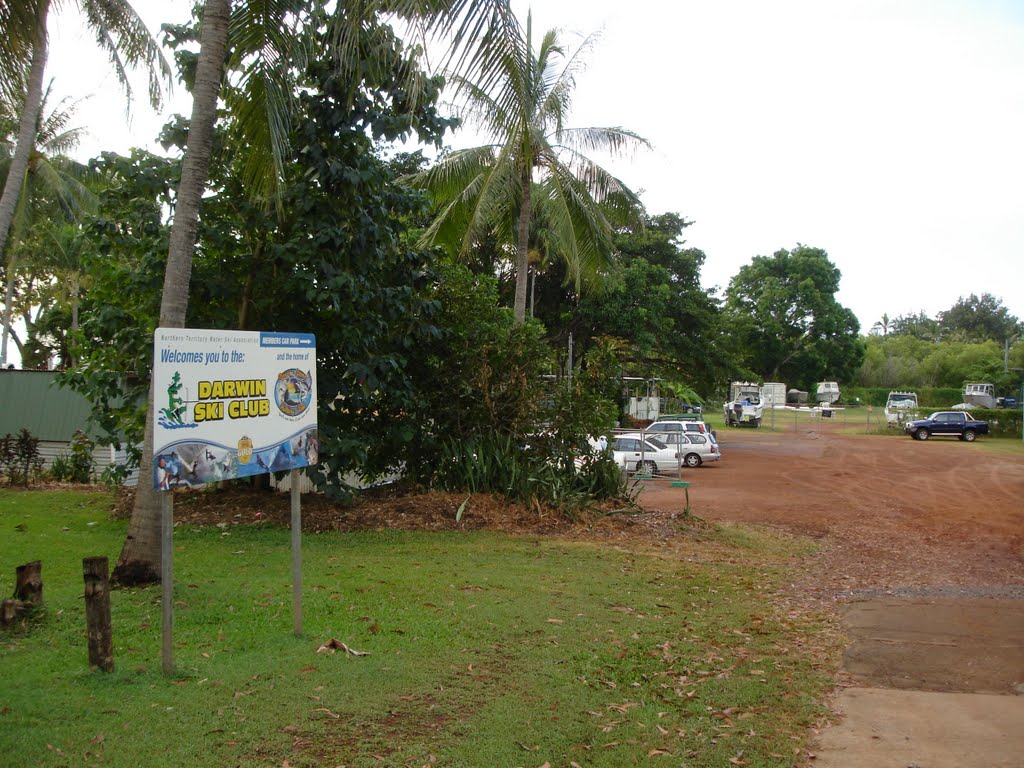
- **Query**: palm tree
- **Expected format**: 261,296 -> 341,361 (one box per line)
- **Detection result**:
116,0 -> 524,585
0,0 -> 171,366
409,13 -> 649,322
871,312 -> 891,336
1,81 -> 95,365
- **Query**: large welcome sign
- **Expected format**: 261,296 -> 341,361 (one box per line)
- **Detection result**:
152,329 -> 318,490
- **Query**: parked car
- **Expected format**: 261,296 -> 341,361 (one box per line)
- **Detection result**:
904,411 -> 990,441
651,431 -> 721,467
646,418 -> 713,438
611,433 -> 680,474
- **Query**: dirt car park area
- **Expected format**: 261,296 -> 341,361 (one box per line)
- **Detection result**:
640,419 -> 1024,767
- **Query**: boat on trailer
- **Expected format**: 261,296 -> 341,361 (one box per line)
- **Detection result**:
962,382 -> 996,409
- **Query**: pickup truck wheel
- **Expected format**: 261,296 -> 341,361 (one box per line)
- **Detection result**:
914,428 -> 930,441
683,453 -> 702,468
962,430 -> 977,442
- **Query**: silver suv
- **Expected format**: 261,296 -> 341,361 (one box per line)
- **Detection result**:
644,419 -> 710,438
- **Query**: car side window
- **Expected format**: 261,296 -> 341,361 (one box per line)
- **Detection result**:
688,435 -> 707,444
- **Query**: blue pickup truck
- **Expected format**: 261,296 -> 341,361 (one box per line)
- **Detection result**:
904,411 -> 989,442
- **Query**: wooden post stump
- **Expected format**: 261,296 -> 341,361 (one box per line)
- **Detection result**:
2,561 -> 43,628
15,560 -> 42,605
1,599 -> 18,626
83,556 -> 114,672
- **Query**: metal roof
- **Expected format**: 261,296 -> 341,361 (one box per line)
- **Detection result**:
0,370 -> 97,441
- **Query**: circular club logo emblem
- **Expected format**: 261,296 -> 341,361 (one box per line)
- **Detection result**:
275,368 -> 313,418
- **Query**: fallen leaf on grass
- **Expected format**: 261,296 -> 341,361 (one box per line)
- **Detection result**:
545,618 -> 563,624
648,748 -> 671,756
607,702 -> 639,713
316,639 -> 370,656
313,708 -> 341,719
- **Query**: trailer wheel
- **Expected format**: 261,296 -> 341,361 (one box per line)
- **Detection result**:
962,430 -> 977,442
914,428 -> 930,441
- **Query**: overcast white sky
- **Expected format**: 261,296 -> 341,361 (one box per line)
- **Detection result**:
46,0 -> 1024,334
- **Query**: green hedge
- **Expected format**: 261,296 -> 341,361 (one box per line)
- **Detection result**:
953,407 -> 1022,437
843,386 -> 964,408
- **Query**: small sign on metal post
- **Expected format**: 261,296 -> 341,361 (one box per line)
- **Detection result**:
152,329 -> 318,673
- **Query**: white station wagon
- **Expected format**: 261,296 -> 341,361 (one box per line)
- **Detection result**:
611,433 -> 680,474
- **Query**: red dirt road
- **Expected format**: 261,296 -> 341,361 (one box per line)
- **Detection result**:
640,421 -> 1024,766
638,422 -> 1024,601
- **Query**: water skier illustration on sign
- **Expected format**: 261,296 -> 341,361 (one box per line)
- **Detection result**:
161,372 -> 188,424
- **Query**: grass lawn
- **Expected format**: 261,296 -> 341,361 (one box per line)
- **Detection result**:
1,489 -> 836,767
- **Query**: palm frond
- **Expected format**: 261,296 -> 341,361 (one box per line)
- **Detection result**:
223,0 -> 308,210
80,0 -> 174,110
540,163 -> 617,290
35,81 -> 91,156
410,142 -> 521,256
553,125 -> 652,159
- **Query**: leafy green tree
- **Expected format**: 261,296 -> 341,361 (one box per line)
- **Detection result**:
120,0 -> 523,585
937,293 -> 1021,344
60,148 -> 178,459
890,310 -> 939,341
553,213 -> 728,396
723,245 -> 864,390
409,13 -> 649,322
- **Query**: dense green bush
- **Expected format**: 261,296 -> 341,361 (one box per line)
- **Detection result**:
49,430 -> 95,483
959,408 -> 1022,438
396,262 -> 627,514
0,429 -> 45,486
429,432 -> 633,515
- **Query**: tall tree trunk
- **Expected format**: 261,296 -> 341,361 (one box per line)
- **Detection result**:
513,165 -> 531,323
113,0 -> 231,586
0,1 -> 49,367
